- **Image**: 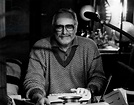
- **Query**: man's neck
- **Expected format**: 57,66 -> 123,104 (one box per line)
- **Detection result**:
59,44 -> 71,52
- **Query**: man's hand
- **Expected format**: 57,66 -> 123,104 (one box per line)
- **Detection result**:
36,97 -> 50,105
32,93 -> 50,105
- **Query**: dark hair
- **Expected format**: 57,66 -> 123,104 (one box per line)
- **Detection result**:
52,8 -> 78,26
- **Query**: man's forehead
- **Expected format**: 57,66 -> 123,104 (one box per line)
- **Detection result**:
57,12 -> 74,20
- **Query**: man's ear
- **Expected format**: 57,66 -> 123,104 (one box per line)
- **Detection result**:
74,25 -> 78,33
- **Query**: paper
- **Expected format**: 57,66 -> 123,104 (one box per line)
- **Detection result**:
103,88 -> 128,105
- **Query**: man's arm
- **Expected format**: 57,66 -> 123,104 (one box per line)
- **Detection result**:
87,48 -> 106,96
23,49 -> 47,102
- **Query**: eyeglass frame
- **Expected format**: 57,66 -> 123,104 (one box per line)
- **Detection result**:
54,24 -> 75,32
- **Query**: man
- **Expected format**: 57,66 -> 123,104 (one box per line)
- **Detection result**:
24,8 -> 106,105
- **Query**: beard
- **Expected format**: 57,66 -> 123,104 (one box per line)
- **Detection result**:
55,33 -> 76,47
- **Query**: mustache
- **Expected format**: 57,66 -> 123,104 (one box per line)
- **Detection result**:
58,34 -> 72,37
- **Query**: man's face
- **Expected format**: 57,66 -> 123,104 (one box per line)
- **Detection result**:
54,14 -> 77,46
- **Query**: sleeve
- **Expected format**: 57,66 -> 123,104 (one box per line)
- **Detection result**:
87,43 -> 106,96
23,46 -> 48,99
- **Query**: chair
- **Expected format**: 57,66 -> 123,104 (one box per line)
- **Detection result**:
117,46 -> 134,104
6,58 -> 22,96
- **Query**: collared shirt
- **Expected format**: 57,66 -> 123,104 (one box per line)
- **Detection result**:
50,36 -> 78,61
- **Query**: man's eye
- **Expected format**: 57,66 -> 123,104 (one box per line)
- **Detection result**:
66,25 -> 74,29
55,24 -> 74,32
55,25 -> 62,29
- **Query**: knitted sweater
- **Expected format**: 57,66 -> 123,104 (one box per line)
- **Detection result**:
24,36 -> 106,99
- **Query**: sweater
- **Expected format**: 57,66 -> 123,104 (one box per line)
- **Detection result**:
24,36 -> 106,99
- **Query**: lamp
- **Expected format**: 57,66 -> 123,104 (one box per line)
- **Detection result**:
81,6 -> 134,42
80,5 -> 95,21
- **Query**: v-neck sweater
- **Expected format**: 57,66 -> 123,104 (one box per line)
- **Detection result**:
24,36 -> 106,99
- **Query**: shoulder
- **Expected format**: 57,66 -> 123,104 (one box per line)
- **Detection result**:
76,36 -> 101,56
77,36 -> 97,48
33,37 -> 51,47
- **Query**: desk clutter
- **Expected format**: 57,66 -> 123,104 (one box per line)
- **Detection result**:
48,93 -> 108,105
103,88 -> 128,105
8,95 -> 34,105
8,89 -> 130,105
48,93 -> 91,104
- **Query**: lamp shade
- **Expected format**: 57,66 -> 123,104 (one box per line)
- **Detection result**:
114,21 -> 134,42
80,5 -> 95,21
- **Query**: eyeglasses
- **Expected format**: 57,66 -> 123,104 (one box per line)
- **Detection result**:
55,24 -> 75,32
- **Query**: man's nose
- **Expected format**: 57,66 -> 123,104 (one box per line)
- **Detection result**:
62,27 -> 67,34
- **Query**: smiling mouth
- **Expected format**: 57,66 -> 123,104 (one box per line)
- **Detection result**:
59,35 -> 71,38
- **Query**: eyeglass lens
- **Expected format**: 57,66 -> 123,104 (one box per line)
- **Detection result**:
55,24 -> 74,32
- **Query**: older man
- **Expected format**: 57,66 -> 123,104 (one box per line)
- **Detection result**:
24,8 -> 106,105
